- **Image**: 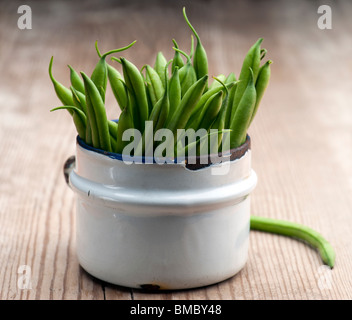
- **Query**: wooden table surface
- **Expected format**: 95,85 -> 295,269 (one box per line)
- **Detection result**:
1,0 -> 351,300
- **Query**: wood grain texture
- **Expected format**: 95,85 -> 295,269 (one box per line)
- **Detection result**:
0,0 -> 351,300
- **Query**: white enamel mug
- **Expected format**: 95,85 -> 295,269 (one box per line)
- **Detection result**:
64,136 -> 257,290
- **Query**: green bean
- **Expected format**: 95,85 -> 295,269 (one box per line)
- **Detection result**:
231,38 -> 263,122
50,106 -> 86,140
209,77 -> 231,152
81,71 -> 111,152
249,60 -> 272,125
167,75 -> 208,142
108,120 -> 118,139
166,66 -> 181,124
86,119 -> 92,145
229,68 -> 256,149
189,34 -> 195,59
91,50 -> 110,102
154,51 -> 167,88
107,64 -> 127,111
183,7 -> 208,82
171,39 -> 185,73
121,57 -> 149,133
142,64 -> 164,110
68,65 -> 85,94
115,84 -> 134,154
70,86 -> 87,115
110,134 -> 117,152
109,120 -> 118,153
173,47 -> 197,97
49,57 -> 74,114
208,74 -> 226,90
250,216 -> 335,268
70,87 -> 90,143
144,85 -> 154,116
92,40 -> 136,102
154,63 -> 170,132
116,107 -> 134,154
224,74 -> 237,129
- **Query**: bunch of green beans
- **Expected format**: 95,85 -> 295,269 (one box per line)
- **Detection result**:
49,7 -> 271,155
49,7 -> 335,269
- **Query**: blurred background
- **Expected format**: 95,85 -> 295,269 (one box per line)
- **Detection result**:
1,0 -> 352,299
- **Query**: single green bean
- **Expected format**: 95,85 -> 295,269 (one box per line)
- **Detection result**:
70,86 -> 90,141
92,40 -> 136,102
171,39 -> 185,73
154,61 -> 170,132
249,60 -> 272,125
116,107 -> 134,154
250,215 -> 335,268
229,68 -> 256,149
142,64 -> 164,110
86,119 -> 92,145
50,106 -> 86,140
189,34 -> 194,59
154,51 -> 167,88
115,84 -> 134,154
224,74 -> 237,129
70,86 -> 87,115
81,71 -> 111,152
121,57 -> 149,133
167,75 -> 208,141
108,120 -> 118,140
107,64 -> 127,111
209,77 -> 231,152
49,57 -> 74,114
91,52 -> 109,102
68,65 -> 85,94
231,38 -> 262,122
183,7 -> 208,82
110,133 -> 117,152
107,120 -> 118,152
166,66 -> 181,124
